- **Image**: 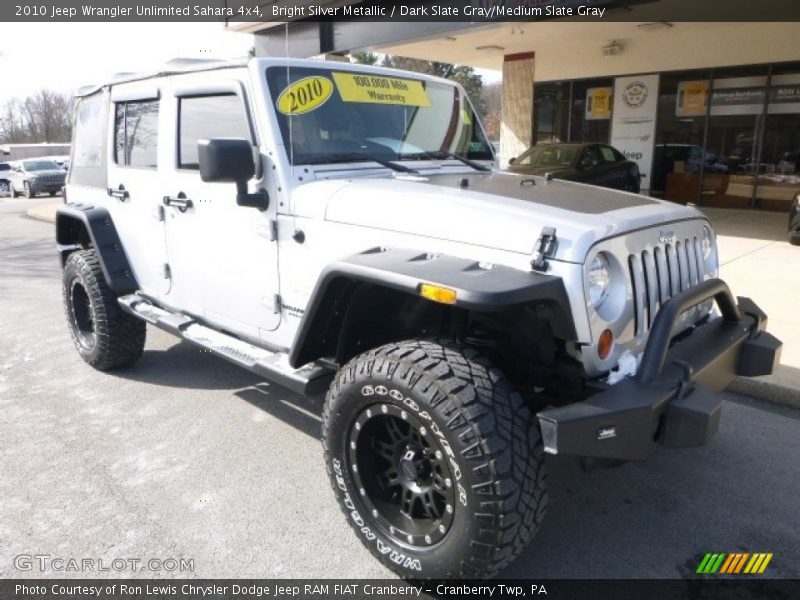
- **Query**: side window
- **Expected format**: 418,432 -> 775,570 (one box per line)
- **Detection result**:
178,94 -> 250,170
599,145 -> 620,163
114,100 -> 159,168
70,91 -> 108,188
580,147 -> 601,168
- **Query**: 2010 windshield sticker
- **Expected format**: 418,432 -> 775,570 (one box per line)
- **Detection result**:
332,72 -> 431,107
276,76 -> 334,115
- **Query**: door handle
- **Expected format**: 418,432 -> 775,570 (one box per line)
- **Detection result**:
107,184 -> 129,201
163,192 -> 193,213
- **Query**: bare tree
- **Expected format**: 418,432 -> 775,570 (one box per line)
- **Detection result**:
0,89 -> 74,144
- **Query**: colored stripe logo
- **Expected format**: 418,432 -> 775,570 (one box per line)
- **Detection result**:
697,552 -> 773,574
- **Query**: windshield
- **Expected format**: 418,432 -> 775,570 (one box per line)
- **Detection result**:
515,146 -> 579,168
23,160 -> 60,171
266,66 -> 493,165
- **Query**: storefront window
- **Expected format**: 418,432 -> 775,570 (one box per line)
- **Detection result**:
534,61 -> 799,212
652,70 -> 711,201
756,63 -> 800,210
699,65 -> 768,208
568,78 -> 613,143
534,82 -> 569,144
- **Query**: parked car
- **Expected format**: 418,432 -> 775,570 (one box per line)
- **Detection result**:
8,158 -> 67,198
0,162 -> 11,196
56,57 -> 780,580
507,142 -> 641,192
790,191 -> 800,245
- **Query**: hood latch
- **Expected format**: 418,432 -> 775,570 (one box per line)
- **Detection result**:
531,226 -> 557,272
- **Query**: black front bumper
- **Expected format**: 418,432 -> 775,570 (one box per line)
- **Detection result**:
537,279 -> 782,461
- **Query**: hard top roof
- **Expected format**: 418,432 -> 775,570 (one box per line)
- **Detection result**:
75,56 -> 460,97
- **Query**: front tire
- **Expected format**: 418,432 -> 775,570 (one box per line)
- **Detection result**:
62,249 -> 146,370
322,339 -> 547,579
24,181 -> 35,198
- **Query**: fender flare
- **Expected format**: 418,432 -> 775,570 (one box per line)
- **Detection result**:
288,247 -> 576,368
56,203 -> 138,295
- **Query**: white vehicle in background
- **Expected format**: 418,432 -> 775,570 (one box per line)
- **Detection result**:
8,158 -> 67,197
56,57 -> 781,579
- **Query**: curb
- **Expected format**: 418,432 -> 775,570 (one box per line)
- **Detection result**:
22,202 -> 800,411
729,377 -> 800,410
26,204 -> 58,224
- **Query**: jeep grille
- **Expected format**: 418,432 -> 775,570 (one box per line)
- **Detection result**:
628,237 -> 707,337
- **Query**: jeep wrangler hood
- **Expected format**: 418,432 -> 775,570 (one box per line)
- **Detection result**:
316,172 -> 704,263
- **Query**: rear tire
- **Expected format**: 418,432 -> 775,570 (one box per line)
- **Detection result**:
62,249 -> 146,370
322,339 -> 547,579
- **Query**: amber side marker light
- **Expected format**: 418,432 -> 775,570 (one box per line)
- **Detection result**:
419,283 -> 457,305
598,329 -> 614,360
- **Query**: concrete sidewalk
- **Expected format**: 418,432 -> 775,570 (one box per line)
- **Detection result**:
700,208 -> 799,407
26,202 -> 798,407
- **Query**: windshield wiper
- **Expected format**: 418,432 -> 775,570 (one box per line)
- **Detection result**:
398,151 -> 491,172
302,153 -> 418,173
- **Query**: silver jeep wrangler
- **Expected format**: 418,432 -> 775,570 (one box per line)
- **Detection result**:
57,57 -> 781,579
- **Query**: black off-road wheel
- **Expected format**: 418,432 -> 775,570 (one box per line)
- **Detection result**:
62,249 -> 146,370
322,339 -> 547,579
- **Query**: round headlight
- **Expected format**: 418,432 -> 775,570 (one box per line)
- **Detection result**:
702,225 -> 718,276
588,252 -> 611,307
701,226 -> 714,260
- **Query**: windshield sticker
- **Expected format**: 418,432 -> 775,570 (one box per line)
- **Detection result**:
332,72 -> 431,107
277,76 -> 334,115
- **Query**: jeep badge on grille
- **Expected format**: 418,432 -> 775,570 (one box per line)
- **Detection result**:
659,230 -> 676,244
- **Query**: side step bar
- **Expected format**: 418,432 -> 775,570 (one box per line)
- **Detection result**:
118,294 -> 334,395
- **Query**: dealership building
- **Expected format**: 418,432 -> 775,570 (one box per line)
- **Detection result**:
234,0 -> 800,210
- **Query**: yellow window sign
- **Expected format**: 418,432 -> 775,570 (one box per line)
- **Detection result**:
676,80 -> 710,117
277,76 -> 334,115
586,87 -> 612,120
332,72 -> 431,107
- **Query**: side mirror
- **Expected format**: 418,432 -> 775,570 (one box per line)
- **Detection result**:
198,138 -> 268,211
508,157 -> 517,165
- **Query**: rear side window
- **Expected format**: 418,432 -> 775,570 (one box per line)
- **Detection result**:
114,100 -> 159,168
599,146 -> 620,163
70,91 -> 108,188
178,94 -> 250,170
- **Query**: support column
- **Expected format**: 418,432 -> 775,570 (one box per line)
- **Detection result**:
500,52 -> 535,165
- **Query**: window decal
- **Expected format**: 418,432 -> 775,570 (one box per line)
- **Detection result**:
276,76 -> 334,115
332,72 -> 431,107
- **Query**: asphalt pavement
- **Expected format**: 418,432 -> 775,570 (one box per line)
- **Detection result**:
1,196 -> 799,579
